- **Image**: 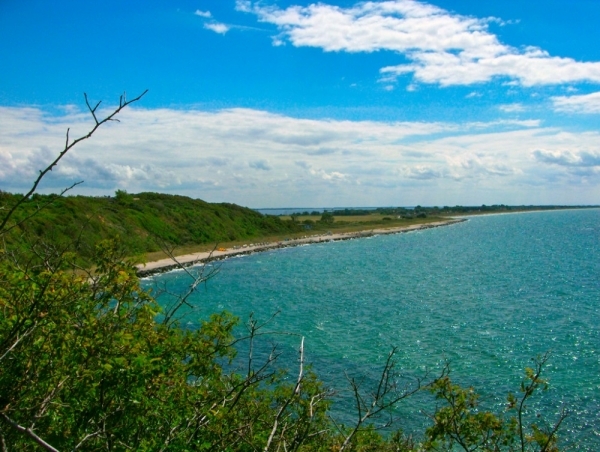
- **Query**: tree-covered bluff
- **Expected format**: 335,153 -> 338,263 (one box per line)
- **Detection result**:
0,190 -> 301,265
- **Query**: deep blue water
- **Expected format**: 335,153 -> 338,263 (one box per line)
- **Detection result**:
144,209 -> 600,449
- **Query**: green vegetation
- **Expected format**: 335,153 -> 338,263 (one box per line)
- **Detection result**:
319,211 -> 335,224
289,204 -> 597,220
0,93 -> 568,450
0,190 -> 301,267
283,212 -> 438,225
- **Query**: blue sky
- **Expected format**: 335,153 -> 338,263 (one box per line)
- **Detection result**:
1,0 -> 600,207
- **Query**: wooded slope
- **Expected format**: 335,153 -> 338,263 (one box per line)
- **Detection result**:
1,191 -> 300,263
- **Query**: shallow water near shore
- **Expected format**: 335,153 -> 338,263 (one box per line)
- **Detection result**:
144,209 -> 600,449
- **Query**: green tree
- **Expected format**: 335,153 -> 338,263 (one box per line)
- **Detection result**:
319,211 -> 334,224
114,189 -> 134,206
424,355 -> 566,452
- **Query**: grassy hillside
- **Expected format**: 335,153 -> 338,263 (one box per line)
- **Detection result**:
0,191 -> 301,265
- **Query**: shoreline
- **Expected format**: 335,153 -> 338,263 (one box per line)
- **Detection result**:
136,218 -> 466,277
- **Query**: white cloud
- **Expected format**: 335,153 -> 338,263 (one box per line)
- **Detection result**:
235,1 -> 252,13
465,119 -> 540,129
551,91 -> 600,114
2,104 -> 599,206
195,9 -> 232,35
239,0 -> 600,87
533,149 -> 600,167
194,9 -> 212,18
310,167 -> 347,181
204,22 -> 230,34
499,103 -> 525,113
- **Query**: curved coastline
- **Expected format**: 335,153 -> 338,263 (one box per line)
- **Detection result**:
136,218 -> 466,277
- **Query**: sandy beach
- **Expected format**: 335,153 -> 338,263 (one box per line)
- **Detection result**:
136,218 -> 465,276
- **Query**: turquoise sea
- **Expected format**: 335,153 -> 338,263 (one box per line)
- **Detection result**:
144,209 -> 600,449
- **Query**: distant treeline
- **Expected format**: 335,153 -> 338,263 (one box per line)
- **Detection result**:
0,190 -> 301,265
291,204 -> 598,217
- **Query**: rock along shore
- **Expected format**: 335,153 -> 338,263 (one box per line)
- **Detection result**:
136,218 -> 466,277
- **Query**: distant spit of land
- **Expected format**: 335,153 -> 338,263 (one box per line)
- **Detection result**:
1,190 -> 596,274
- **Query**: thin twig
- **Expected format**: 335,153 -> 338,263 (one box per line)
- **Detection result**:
264,337 -> 305,451
0,89 -> 148,235
1,414 -> 59,452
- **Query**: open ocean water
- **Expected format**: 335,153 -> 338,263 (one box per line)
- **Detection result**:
144,209 -> 600,449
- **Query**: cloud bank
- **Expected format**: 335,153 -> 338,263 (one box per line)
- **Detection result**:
2,105 -> 599,206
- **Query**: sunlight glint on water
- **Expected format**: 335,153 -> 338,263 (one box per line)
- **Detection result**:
145,209 -> 600,449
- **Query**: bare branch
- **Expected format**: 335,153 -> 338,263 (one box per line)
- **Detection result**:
72,431 -> 102,451
540,407 -> 568,452
0,181 -> 83,237
0,89 -> 148,235
35,377 -> 69,420
0,322 -> 38,362
154,239 -> 221,325
1,414 -> 60,452
83,93 -> 102,124
338,348 -> 439,451
0,423 -> 8,452
264,337 -> 305,451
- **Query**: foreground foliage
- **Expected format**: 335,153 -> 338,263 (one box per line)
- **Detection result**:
0,240 -> 322,450
0,239 -> 565,451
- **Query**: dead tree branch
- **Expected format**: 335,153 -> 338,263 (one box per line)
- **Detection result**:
264,337 -> 305,451
155,240 -> 221,326
0,89 -> 148,235
338,348 -> 443,451
0,414 -> 59,452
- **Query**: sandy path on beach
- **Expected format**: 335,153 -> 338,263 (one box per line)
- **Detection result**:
136,219 -> 463,276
